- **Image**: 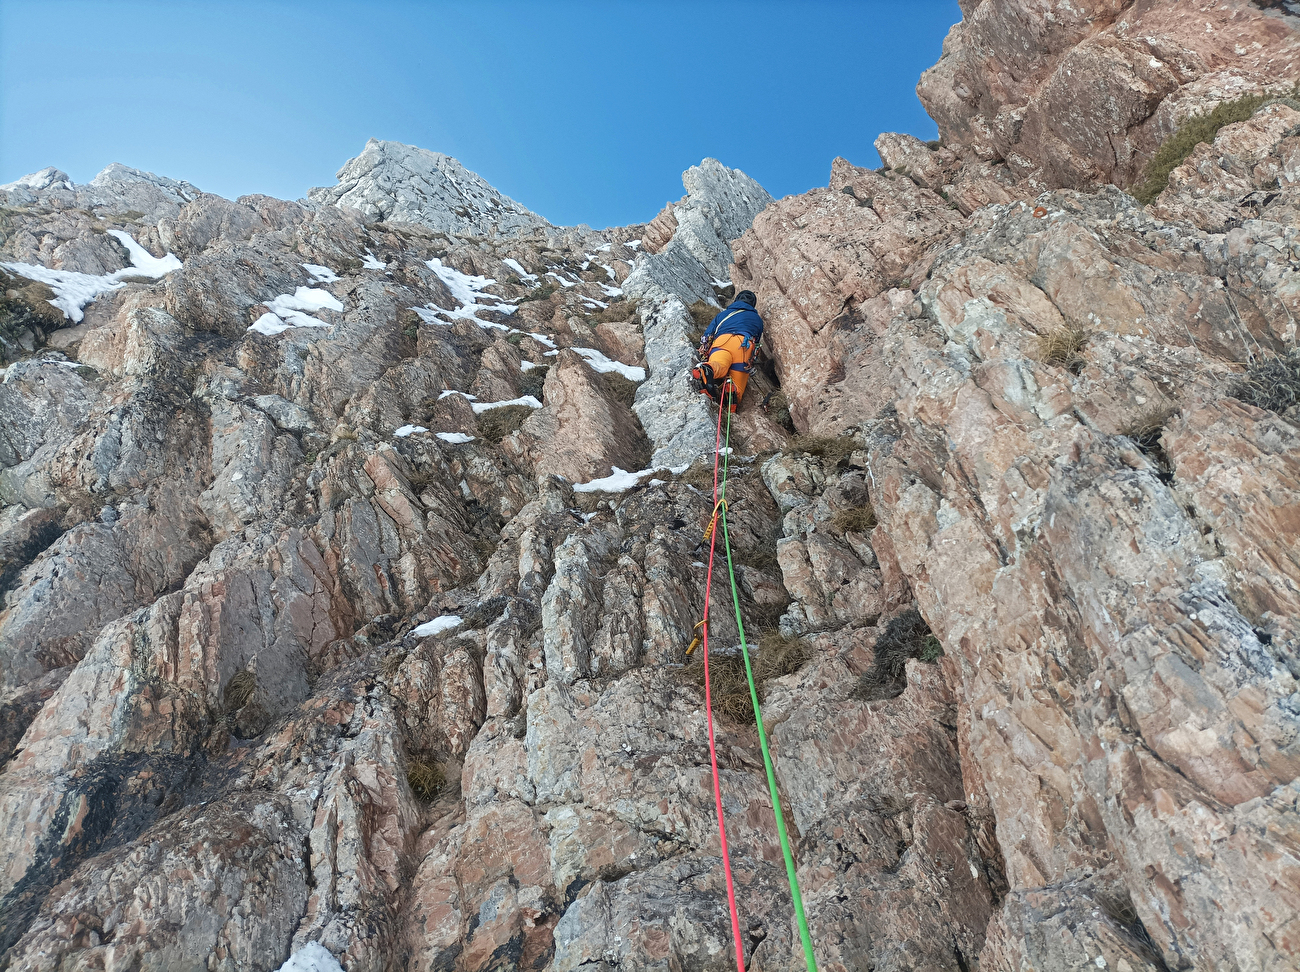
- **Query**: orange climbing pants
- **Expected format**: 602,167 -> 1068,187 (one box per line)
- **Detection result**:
705,333 -> 753,409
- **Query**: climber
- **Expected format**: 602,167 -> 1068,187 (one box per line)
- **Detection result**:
690,290 -> 764,412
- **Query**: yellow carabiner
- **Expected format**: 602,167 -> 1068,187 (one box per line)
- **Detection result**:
686,618 -> 707,655
700,497 -> 728,544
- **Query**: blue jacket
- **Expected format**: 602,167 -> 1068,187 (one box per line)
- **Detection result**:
703,301 -> 764,345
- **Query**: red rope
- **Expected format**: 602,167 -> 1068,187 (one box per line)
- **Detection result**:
699,385 -> 747,970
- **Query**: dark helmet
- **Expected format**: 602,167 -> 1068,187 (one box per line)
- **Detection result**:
735,290 -> 757,307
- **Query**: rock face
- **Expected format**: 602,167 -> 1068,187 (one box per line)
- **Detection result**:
1,163 -> 201,220
728,3 -> 1300,969
308,138 -> 553,238
623,158 -> 773,306
2,3 -> 1299,970
918,0 -> 1300,189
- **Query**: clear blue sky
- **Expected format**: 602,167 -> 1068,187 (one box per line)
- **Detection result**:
1,0 -> 961,228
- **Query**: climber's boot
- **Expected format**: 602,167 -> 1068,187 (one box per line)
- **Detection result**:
690,362 -> 720,402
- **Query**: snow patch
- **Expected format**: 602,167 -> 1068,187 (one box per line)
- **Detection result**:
503,258 -> 538,282
573,463 -> 688,493
106,231 -> 183,277
572,347 -> 645,382
624,239 -> 642,250
303,263 -> 339,283
361,248 -> 387,270
545,271 -> 579,288
420,258 -> 517,329
2,230 -> 183,323
435,432 -> 475,444
250,287 -> 343,334
274,943 -> 344,972
394,424 -> 428,437
413,615 -> 463,637
438,389 -> 477,401
470,395 -> 542,414
521,361 -> 541,372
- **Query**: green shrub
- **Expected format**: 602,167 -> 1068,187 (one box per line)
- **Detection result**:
1132,92 -> 1272,205
477,404 -> 533,443
518,282 -> 558,304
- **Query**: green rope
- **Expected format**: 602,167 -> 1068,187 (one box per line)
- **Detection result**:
717,400 -> 818,972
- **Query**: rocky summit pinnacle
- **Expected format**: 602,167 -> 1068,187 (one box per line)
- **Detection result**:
308,138 -> 552,238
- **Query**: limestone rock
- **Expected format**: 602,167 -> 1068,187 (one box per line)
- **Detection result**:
308,138 -> 552,238
623,158 -> 773,306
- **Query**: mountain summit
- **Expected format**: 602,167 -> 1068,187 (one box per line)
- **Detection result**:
308,138 -> 552,238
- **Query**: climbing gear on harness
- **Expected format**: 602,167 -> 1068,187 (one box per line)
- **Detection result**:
698,338 -> 754,410
694,384 -> 819,972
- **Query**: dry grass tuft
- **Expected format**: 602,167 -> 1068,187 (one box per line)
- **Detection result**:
407,469 -> 437,494
382,649 -> 408,678
590,298 -> 639,324
762,390 -> 796,433
832,503 -> 877,534
687,300 -> 719,339
1233,350 -> 1300,416
853,609 -> 943,701
223,670 -> 257,711
736,543 -> 780,575
1037,328 -> 1089,372
677,462 -> 721,492
598,371 -> 639,409
788,435 -> 856,461
1121,405 -> 1177,453
477,404 -> 534,444
755,630 -> 811,680
519,365 -> 549,400
407,753 -> 446,802
682,634 -> 810,722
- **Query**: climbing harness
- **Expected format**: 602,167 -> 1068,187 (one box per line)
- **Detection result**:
692,378 -> 819,972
